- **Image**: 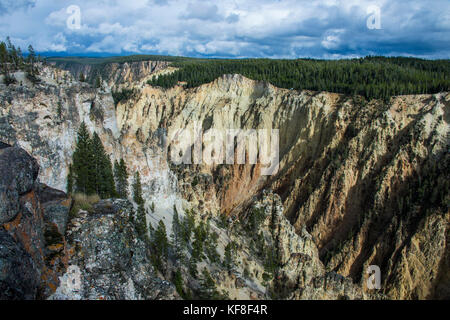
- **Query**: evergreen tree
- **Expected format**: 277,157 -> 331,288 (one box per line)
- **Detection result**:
95,75 -> 102,88
223,242 -> 234,272
181,210 -> 195,245
72,122 -> 95,195
133,171 -> 148,240
192,221 -> 208,262
151,220 -> 169,273
56,101 -> 63,120
133,171 -> 144,205
104,155 -> 116,197
171,205 -> 184,263
27,45 -> 35,75
114,159 -> 128,198
173,269 -> 186,298
67,164 -> 74,195
91,132 -> 116,198
79,72 -> 86,82
197,268 -> 220,300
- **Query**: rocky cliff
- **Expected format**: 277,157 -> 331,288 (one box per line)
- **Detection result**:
0,62 -> 448,300
50,60 -> 170,88
0,144 -> 177,300
116,73 -> 449,299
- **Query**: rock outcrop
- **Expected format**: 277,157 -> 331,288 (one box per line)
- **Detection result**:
0,146 -> 39,224
0,144 -> 177,300
50,60 -> 170,88
50,199 -> 178,300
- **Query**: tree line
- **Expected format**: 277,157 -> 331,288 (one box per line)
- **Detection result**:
0,37 -> 41,85
147,56 -> 450,101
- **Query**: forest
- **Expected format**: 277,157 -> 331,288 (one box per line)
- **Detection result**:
147,56 -> 450,101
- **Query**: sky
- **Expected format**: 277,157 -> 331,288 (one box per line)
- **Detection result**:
0,0 -> 449,59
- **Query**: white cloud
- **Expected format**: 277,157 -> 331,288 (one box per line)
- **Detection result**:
0,0 -> 448,58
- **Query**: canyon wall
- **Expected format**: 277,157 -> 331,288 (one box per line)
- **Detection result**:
0,63 -> 448,299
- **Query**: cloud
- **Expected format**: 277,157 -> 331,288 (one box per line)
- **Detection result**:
0,0 -> 35,15
0,0 -> 448,59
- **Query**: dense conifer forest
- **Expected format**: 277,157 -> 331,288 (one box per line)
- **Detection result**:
147,57 -> 450,101
46,51 -> 450,102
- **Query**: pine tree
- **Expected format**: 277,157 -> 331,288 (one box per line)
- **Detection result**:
114,159 -> 128,198
181,210 -> 195,246
79,73 -> 85,82
104,155 -> 116,197
67,164 -> 74,195
90,132 -> 116,198
133,171 -> 148,240
223,243 -> 234,272
152,220 -> 169,272
27,45 -> 35,75
171,205 -> 184,263
95,76 -> 102,88
173,269 -> 185,298
198,268 -> 220,300
56,101 -> 63,120
132,171 -> 144,205
72,122 -> 95,195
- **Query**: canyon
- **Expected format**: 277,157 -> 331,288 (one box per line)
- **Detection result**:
0,60 -> 448,300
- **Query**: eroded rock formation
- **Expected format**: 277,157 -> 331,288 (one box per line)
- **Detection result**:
0,62 -> 448,299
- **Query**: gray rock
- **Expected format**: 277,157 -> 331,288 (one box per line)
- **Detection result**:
39,184 -> 71,234
38,183 -> 68,204
0,147 -> 39,225
51,199 -> 178,300
0,229 -> 39,300
0,141 -> 11,150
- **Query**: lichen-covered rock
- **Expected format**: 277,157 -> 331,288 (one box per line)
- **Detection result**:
0,146 -> 39,224
0,228 -> 39,300
50,199 -> 179,300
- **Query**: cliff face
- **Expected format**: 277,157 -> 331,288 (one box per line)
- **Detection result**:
116,74 -> 449,299
0,144 -> 177,300
0,62 -> 448,300
50,60 -> 170,88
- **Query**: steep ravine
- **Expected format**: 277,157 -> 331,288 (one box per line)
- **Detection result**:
116,73 -> 449,299
1,63 -> 448,299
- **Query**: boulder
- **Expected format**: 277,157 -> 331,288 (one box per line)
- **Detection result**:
0,147 -> 39,225
38,184 -> 71,234
0,228 -> 39,299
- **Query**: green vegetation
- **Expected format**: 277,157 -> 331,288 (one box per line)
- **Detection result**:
46,53 -> 449,101
171,205 -> 184,263
223,242 -> 237,272
68,122 -> 116,198
69,193 -> 101,219
112,88 -> 137,106
146,57 -> 449,101
132,172 -> 148,240
150,220 -> 170,273
173,269 -> 191,299
0,37 -> 35,85
246,207 -> 266,233
113,158 -> 129,199
197,268 -> 229,300
95,75 -> 102,88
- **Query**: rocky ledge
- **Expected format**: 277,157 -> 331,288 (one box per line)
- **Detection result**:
0,143 -> 177,300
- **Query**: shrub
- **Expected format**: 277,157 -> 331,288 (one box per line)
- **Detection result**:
69,193 -> 100,218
